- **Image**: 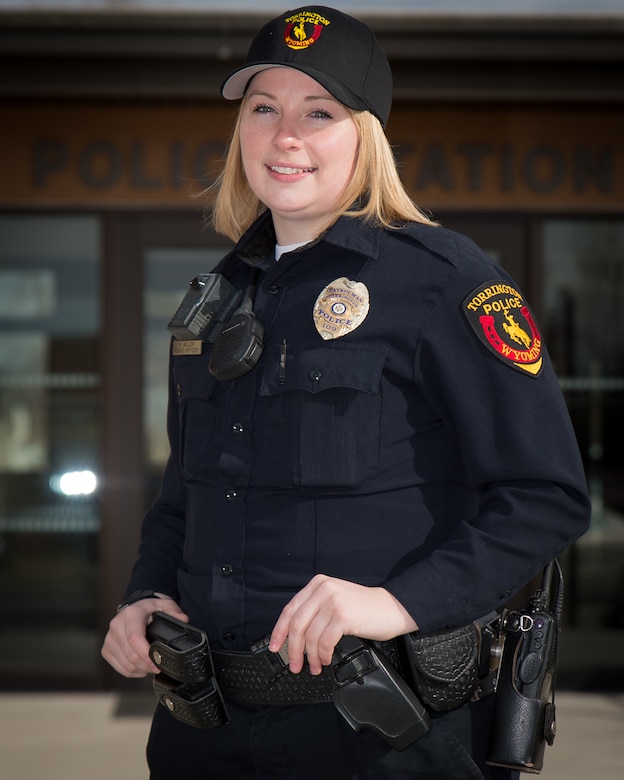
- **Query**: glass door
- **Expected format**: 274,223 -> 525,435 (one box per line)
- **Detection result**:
0,214 -> 101,687
541,218 -> 624,688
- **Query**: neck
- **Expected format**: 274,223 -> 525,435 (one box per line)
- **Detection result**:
272,212 -> 333,246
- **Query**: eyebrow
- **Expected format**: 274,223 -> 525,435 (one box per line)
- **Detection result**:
247,89 -> 338,103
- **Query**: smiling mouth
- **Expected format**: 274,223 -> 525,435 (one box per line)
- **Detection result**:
269,165 -> 315,174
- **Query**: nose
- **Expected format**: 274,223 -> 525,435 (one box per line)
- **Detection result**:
273,116 -> 302,151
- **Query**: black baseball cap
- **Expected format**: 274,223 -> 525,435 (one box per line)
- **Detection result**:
220,6 -> 393,127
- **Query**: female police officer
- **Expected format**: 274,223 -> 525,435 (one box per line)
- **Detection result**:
102,7 -> 590,779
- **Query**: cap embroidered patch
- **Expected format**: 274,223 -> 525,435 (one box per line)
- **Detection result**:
463,281 -> 543,377
284,10 -> 330,50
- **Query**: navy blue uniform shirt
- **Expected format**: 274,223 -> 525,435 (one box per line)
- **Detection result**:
126,213 -> 590,649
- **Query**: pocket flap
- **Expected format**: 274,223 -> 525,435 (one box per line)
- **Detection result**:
260,345 -> 386,396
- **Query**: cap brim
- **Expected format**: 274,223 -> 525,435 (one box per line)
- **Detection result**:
220,62 -> 369,117
221,64 -> 291,100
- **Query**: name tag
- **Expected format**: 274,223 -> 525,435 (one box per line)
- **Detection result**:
172,340 -> 202,356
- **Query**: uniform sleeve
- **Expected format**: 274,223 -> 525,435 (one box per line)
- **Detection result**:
122,347 -> 187,601
384,245 -> 591,633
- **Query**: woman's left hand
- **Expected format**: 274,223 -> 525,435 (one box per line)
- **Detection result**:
269,574 -> 419,675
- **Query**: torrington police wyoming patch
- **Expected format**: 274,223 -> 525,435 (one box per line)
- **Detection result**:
463,281 -> 543,377
283,9 -> 330,50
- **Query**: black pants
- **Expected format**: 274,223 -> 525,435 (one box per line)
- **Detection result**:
146,695 -> 519,780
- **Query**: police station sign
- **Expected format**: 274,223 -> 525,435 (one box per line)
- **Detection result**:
1,102 -> 622,208
390,103 -> 623,209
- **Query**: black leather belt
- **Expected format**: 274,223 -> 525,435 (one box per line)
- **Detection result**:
211,627 -> 497,710
211,643 -> 334,705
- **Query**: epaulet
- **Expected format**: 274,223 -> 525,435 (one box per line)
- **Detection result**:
394,222 -> 491,271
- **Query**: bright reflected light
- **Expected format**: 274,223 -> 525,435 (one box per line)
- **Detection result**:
50,470 -> 97,496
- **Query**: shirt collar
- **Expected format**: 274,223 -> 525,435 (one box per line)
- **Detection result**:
234,211 -> 383,270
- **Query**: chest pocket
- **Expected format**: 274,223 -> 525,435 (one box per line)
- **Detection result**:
258,345 -> 386,489
172,354 -> 219,480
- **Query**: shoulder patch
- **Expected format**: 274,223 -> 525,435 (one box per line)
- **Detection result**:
463,281 -> 543,377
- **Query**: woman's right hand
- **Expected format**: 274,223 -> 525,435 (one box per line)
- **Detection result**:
101,596 -> 188,678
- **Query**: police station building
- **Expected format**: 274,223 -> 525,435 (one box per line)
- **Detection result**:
0,0 -> 623,690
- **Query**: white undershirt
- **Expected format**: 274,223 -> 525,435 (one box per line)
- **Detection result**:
275,241 -> 309,261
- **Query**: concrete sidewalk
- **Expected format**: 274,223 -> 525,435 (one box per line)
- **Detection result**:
1,691 -> 622,779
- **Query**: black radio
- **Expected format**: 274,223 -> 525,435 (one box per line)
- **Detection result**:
167,273 -> 241,342
208,269 -> 264,381
487,560 -> 563,774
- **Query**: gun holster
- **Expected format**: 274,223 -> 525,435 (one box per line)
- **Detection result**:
331,636 -> 431,751
486,560 -> 564,774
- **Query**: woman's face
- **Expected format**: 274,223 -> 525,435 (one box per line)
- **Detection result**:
239,67 -> 359,245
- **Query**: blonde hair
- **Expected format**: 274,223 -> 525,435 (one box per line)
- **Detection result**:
209,99 -> 437,242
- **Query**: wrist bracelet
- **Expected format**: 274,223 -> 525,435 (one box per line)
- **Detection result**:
116,589 -> 161,613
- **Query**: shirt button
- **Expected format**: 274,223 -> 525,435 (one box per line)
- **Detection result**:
220,564 -> 233,576
309,369 -> 322,382
176,383 -> 182,397
225,489 -> 238,502
232,422 -> 244,434
223,632 -> 235,642
268,284 -> 281,295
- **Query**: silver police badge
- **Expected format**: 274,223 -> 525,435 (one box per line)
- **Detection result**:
313,277 -> 370,340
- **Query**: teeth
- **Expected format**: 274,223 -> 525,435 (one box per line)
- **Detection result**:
270,165 -> 312,174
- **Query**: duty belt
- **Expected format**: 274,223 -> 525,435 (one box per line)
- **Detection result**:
211,628 -> 497,709
146,612 -> 500,734
212,641 -> 334,705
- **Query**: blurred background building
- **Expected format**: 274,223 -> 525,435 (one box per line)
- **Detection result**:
0,0 -> 623,692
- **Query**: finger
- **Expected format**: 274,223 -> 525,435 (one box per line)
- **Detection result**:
285,604 -> 321,674
101,632 -> 153,678
151,598 -> 189,623
268,611 -> 290,655
126,630 -> 160,674
316,620 -> 345,669
301,598 -> 351,674
268,579 -> 320,658
116,619 -> 158,676
270,593 -> 321,674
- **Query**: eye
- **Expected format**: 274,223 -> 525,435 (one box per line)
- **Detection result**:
309,109 -> 333,120
252,103 -> 276,114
